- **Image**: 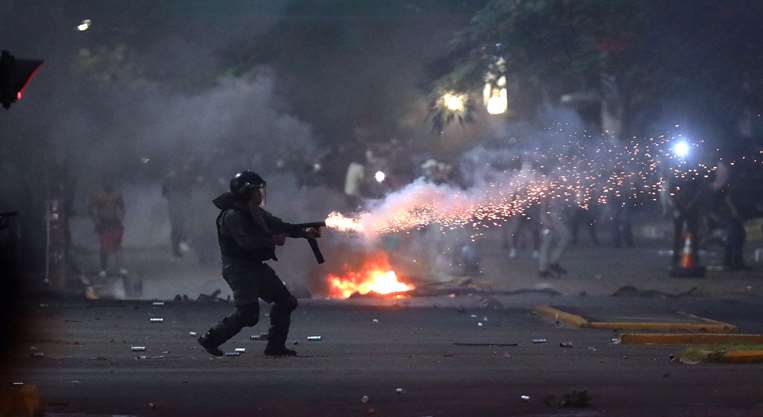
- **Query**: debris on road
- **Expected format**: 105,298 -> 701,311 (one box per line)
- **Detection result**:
372,318 -> 379,323
559,341 -> 573,348
561,390 -> 591,407
189,331 -> 197,337
29,352 -> 45,358
611,285 -> 698,298
234,347 -> 246,353
307,336 -> 323,341
361,395 -> 370,404
151,301 -> 165,306
543,390 -> 592,408
610,337 -> 621,344
224,352 -> 241,357
453,342 -> 518,347
532,338 -> 548,344
520,395 -> 531,402
477,322 -> 484,327
130,346 -> 147,352
196,289 -> 223,303
395,387 -> 405,395
149,318 -> 164,323
250,333 -> 268,341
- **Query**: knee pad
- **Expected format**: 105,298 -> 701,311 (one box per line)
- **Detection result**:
280,295 -> 298,313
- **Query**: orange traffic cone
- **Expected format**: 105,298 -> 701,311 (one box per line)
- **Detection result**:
671,231 -> 706,278
679,233 -> 696,269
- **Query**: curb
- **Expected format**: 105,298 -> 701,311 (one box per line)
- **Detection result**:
588,321 -> 736,332
621,333 -> 763,345
533,305 -> 737,333
720,351 -> 763,364
533,305 -> 589,327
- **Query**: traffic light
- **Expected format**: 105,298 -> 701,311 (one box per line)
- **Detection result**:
0,50 -> 43,109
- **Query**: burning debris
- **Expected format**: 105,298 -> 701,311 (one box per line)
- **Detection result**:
326,251 -> 415,299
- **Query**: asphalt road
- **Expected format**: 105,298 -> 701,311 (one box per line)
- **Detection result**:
4,296 -> 763,417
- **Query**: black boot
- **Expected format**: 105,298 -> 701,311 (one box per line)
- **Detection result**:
197,335 -> 223,357
264,346 -> 297,356
264,320 -> 296,356
198,315 -> 243,357
264,297 -> 297,356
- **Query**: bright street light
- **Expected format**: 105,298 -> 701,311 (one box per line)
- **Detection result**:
441,92 -> 465,112
374,170 -> 386,183
672,140 -> 690,159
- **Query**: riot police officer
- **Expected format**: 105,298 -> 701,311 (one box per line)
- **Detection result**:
198,171 -> 321,357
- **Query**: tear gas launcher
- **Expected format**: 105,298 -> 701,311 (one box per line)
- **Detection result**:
282,222 -> 326,264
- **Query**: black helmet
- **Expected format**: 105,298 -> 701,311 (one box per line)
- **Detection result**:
230,171 -> 265,199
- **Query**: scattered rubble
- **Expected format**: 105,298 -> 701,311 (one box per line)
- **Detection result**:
196,289 -> 223,303
559,341 -> 573,348
136,355 -> 165,360
543,390 -> 592,408
611,285 -> 699,298
453,342 -> 518,347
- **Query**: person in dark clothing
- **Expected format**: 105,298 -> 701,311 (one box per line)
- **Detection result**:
569,206 -> 600,246
710,161 -> 749,270
162,169 -> 193,258
198,171 -> 321,357
670,174 -> 704,266
610,200 -> 634,248
721,192 -> 748,270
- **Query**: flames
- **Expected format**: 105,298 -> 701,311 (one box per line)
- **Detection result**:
327,252 -> 415,299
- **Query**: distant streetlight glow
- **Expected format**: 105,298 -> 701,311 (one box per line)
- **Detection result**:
484,81 -> 508,115
672,140 -> 691,159
77,19 -> 92,31
374,170 -> 386,183
441,92 -> 466,112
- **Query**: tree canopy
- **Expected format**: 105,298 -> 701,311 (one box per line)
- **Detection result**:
434,0 -> 763,141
